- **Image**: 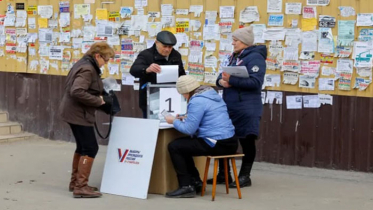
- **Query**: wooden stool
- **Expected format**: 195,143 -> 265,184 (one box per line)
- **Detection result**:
201,154 -> 244,201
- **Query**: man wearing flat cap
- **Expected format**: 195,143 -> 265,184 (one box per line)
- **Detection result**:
130,31 -> 186,118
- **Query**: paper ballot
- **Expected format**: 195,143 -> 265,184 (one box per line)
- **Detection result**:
157,65 -> 179,83
222,66 -> 249,78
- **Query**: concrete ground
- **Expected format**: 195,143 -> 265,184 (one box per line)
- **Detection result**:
1,138 -> 373,210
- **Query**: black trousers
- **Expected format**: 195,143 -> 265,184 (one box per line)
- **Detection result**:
168,136 -> 238,187
218,134 -> 257,176
69,123 -> 99,158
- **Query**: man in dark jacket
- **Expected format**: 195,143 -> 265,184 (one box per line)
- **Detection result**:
130,31 -> 186,118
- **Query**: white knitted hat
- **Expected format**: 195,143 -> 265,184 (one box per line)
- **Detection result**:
176,75 -> 201,94
232,26 -> 254,46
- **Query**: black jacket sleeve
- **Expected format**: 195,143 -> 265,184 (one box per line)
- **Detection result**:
177,55 -> 186,76
130,51 -> 150,79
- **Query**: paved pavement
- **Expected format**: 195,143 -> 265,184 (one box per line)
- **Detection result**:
1,138 -> 373,210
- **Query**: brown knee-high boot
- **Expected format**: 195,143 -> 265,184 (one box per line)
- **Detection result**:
69,153 -> 99,192
73,156 -> 102,198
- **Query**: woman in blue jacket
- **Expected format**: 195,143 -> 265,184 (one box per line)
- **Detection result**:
212,26 -> 267,188
164,75 -> 238,198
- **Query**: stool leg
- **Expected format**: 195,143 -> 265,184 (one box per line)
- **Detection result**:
223,158 -> 229,194
201,158 -> 211,197
231,158 -> 242,199
212,159 -> 218,201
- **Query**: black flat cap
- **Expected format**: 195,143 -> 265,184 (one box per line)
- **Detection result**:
156,31 -> 177,46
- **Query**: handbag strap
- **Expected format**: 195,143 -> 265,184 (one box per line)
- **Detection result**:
94,102 -> 114,139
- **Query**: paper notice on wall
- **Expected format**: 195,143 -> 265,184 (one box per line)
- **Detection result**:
204,72 -> 218,85
188,50 -> 203,63
38,5 -> 53,19
303,95 -> 320,108
354,78 -> 371,91
204,56 -> 217,68
335,46 -> 352,58
267,0 -> 282,13
266,91 -> 283,104
263,27 -> 286,41
4,14 -> 15,26
286,95 -> 302,109
205,11 -> 218,25
203,24 -> 220,40
303,6 -> 317,19
252,24 -> 266,44
131,15 -> 148,31
299,75 -> 316,88
307,0 -> 330,6
353,41 -> 373,68
338,6 -> 355,17
122,73 -> 135,85
318,28 -> 334,54
97,24 -> 113,37
161,16 -> 175,28
301,60 -> 320,76
283,72 -> 299,85
321,66 -> 336,76
285,28 -> 301,47
319,15 -> 336,28
283,47 -> 299,60
336,59 -> 353,73
265,57 -> 280,70
301,18 -> 317,31
40,58 -> 49,74
338,79 -> 352,90
161,4 -> 173,16
176,9 -> 189,15
319,78 -> 335,91
135,0 -> 147,9
356,13 -> 373,26
239,7 -> 259,23
74,4 -> 90,19
285,3 -> 302,15
188,62 -> 205,82
220,6 -> 235,19
268,14 -> 284,26
269,43 -> 283,57
49,46 -> 63,60
338,20 -> 355,46
301,31 -> 317,52
299,51 -> 315,60
356,67 -> 372,78
189,5 -> 203,17
108,63 -> 119,75
120,7 -> 133,19
264,74 -> 281,87
28,18 -> 36,29
282,61 -> 300,72
318,94 -> 333,105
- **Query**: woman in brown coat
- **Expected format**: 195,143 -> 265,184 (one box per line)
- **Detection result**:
59,42 -> 114,198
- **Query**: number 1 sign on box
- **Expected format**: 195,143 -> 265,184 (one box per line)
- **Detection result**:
159,88 -> 182,116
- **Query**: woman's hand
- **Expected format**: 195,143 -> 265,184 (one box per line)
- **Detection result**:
222,72 -> 231,82
219,79 -> 231,88
176,114 -> 187,120
165,115 -> 176,124
100,96 -> 105,105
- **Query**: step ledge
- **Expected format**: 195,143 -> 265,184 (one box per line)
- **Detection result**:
0,132 -> 34,140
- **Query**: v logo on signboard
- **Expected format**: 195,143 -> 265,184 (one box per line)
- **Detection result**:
118,148 -> 129,162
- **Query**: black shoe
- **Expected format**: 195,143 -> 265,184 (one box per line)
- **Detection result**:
193,180 -> 203,193
206,173 -> 233,185
165,186 -> 196,198
229,175 -> 251,188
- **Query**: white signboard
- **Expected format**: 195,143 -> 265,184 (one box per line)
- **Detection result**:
101,117 -> 160,199
159,88 -> 182,116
